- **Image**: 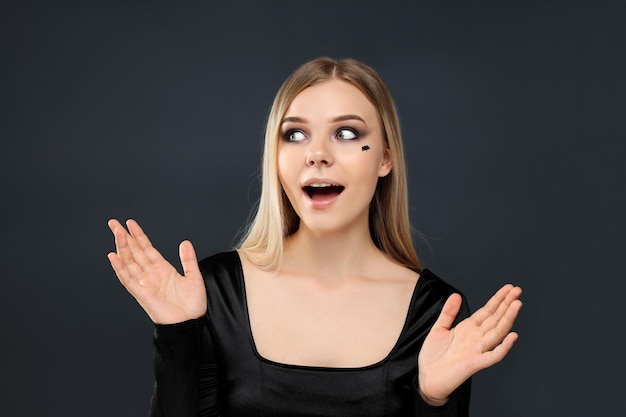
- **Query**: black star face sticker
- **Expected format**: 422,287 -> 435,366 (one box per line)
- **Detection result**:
361,145 -> 370,151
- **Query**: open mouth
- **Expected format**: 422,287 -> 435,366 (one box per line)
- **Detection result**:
303,184 -> 345,201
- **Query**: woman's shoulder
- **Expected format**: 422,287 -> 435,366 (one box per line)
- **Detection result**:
415,268 -> 471,322
198,250 -> 240,269
197,250 -> 243,286
418,269 -> 465,298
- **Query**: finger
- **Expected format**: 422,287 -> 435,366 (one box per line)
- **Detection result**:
478,331 -> 519,369
107,251 -> 142,293
108,218 -> 124,234
480,286 -> 523,332
107,219 -> 126,260
483,299 -> 523,351
110,225 -> 146,283
472,284 -> 519,325
179,240 -> 200,279
471,284 -> 513,324
431,293 -> 463,331
107,251 -> 123,272
112,222 -> 133,264
107,220 -> 154,298
122,220 -> 154,269
126,219 -> 152,247
126,219 -> 163,262
115,225 -> 149,270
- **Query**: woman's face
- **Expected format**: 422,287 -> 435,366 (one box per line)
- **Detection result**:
278,79 -> 392,235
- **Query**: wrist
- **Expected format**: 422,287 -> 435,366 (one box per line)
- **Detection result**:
418,388 -> 449,407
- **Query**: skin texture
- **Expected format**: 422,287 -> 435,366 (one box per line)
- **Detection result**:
107,219 -> 206,325
277,79 -> 392,236
107,79 -> 523,406
240,80 -> 418,369
418,286 -> 522,405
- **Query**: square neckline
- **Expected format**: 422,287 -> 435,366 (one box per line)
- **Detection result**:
231,250 -> 425,372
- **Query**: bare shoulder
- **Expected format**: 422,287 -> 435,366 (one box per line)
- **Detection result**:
364,252 -> 420,291
373,252 -> 420,285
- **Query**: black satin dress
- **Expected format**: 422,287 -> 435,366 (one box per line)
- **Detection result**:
149,251 -> 471,417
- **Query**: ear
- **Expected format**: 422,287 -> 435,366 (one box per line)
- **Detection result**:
378,148 -> 393,177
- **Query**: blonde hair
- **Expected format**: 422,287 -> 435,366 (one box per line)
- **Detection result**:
238,57 -> 421,273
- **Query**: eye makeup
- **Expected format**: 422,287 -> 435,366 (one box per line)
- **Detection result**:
335,127 -> 360,141
283,129 -> 307,142
280,113 -> 369,143
281,126 -> 365,143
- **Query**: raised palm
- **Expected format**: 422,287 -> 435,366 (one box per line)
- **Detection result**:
417,285 -> 523,405
107,219 -> 207,324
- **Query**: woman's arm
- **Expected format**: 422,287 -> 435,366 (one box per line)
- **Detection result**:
149,317 -> 219,417
107,219 -> 217,415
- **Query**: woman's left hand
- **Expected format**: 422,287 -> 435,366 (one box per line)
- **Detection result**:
417,284 -> 523,405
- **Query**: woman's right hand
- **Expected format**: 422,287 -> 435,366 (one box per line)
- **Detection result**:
107,219 -> 207,325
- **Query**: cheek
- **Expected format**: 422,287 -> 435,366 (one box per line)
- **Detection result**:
343,147 -> 386,176
277,147 -> 299,190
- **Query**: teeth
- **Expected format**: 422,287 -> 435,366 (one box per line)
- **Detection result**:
309,183 -> 334,188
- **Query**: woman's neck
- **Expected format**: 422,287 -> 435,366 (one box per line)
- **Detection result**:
281,223 -> 384,282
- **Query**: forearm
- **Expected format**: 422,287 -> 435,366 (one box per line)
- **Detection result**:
149,319 -> 203,417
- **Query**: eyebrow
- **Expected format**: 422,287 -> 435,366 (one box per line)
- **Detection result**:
281,114 -> 367,125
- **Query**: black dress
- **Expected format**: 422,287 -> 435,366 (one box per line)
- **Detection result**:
149,251 -> 471,417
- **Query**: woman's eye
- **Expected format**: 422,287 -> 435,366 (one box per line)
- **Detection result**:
286,130 -> 306,142
336,128 -> 358,140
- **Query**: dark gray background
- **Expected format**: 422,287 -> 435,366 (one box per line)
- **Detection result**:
1,1 -> 624,416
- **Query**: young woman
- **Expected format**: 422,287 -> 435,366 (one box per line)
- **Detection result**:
107,57 -> 522,416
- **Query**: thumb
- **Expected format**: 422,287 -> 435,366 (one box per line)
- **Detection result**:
432,293 -> 463,331
179,240 -> 200,279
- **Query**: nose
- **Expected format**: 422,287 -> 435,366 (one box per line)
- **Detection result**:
305,138 -> 334,167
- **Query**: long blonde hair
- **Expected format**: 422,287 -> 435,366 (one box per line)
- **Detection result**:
238,57 -> 421,273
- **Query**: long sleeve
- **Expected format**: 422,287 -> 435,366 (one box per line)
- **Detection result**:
149,316 -> 219,417
145,253 -> 476,416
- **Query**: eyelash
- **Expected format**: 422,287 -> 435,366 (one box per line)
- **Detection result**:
335,127 -> 359,141
282,127 -> 361,142
283,129 -> 307,142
